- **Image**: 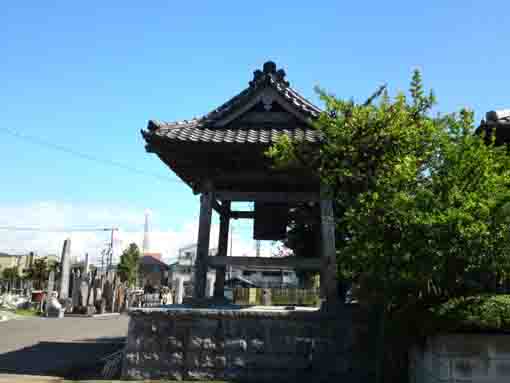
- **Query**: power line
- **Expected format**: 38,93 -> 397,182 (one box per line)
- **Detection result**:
0,126 -> 182,184
0,226 -> 116,232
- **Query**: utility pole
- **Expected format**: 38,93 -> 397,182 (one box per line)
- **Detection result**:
256,240 -> 261,257
105,227 -> 118,271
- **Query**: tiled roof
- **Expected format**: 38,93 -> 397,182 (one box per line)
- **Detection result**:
142,61 -> 322,146
144,124 -> 321,144
485,110 -> 510,124
476,109 -> 510,146
140,255 -> 168,268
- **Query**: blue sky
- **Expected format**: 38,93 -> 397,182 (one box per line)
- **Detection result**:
1,1 -> 509,260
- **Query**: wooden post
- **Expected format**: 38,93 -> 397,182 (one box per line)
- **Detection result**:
320,186 -> 339,309
214,201 -> 231,299
194,190 -> 213,299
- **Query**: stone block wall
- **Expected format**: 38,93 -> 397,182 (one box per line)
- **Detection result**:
410,334 -> 510,383
122,307 -> 363,382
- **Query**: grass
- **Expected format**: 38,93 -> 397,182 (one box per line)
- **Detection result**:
13,308 -> 40,317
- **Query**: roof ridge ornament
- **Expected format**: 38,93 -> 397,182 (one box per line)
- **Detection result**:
249,61 -> 290,88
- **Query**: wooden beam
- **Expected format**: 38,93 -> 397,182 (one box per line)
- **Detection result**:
229,207 -> 321,221
320,185 -> 339,309
230,211 -> 255,219
214,191 -> 320,202
214,201 -> 230,299
212,199 -> 229,215
207,256 -> 321,271
194,191 -> 213,299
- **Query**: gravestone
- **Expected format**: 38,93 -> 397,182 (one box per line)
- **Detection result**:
110,276 -> 118,313
45,270 -> 55,314
175,277 -> 184,304
58,239 -> 71,300
99,298 -> 106,314
86,270 -> 95,307
115,284 -> 126,312
103,280 -> 113,311
83,253 -> 90,275
71,270 -> 80,309
47,291 -> 64,318
47,271 -> 55,295
80,278 -> 89,307
206,275 -> 215,298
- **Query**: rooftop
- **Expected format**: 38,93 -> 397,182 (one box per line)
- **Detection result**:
142,61 -> 322,146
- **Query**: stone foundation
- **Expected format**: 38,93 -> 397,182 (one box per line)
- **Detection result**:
122,306 -> 362,382
410,334 -> 510,383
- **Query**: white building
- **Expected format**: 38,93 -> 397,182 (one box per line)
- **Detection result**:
167,244 -> 217,296
229,267 -> 298,288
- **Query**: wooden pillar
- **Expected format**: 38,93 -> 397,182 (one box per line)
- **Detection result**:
194,190 -> 213,299
214,201 -> 230,299
320,186 -> 339,308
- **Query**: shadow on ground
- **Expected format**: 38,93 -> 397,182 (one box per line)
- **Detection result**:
0,337 -> 125,379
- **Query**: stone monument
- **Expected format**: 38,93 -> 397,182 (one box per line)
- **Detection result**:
206,275 -> 215,298
44,270 -> 55,314
71,269 -> 80,309
175,277 -> 184,304
58,239 -> 71,300
83,253 -> 90,275
46,291 -> 64,318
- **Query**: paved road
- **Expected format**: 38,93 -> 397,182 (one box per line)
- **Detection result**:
0,315 -> 129,377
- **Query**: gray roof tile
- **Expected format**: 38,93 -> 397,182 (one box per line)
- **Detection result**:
143,61 -> 322,146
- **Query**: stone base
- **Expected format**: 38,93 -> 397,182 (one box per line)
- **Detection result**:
410,334 -> 510,383
122,305 -> 361,382
186,296 -> 234,308
58,298 -> 73,312
46,309 -> 64,318
72,305 -> 97,315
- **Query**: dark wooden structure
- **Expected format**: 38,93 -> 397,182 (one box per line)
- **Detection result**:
476,109 -> 510,146
142,61 -> 338,307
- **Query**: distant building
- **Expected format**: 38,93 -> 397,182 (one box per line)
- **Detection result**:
0,252 -> 57,277
227,266 -> 298,288
167,244 -> 217,296
168,244 -> 298,294
138,255 -> 169,290
137,211 -> 167,289
0,252 -> 33,275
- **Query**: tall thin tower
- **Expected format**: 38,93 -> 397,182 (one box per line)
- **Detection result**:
142,210 -> 151,255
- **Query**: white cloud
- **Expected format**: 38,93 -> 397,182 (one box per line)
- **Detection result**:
0,201 -> 277,266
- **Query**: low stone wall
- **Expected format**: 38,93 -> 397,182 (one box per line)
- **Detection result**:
410,334 -> 510,383
122,306 -> 363,382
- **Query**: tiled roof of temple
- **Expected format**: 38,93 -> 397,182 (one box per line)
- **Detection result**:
476,109 -> 510,146
142,61 -> 322,145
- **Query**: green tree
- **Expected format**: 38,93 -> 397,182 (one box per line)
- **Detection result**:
268,71 -> 510,382
2,266 -> 19,291
117,243 -> 140,288
24,258 -> 50,290
2,266 -> 19,280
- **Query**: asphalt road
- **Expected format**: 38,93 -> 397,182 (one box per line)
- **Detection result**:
0,315 -> 129,377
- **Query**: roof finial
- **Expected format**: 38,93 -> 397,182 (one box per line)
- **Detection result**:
263,61 -> 277,74
250,61 -> 289,87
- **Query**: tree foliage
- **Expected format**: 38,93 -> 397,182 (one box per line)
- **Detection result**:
270,70 -> 510,305
117,243 -> 140,288
268,70 -> 510,381
2,266 -> 19,282
24,258 -> 50,290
